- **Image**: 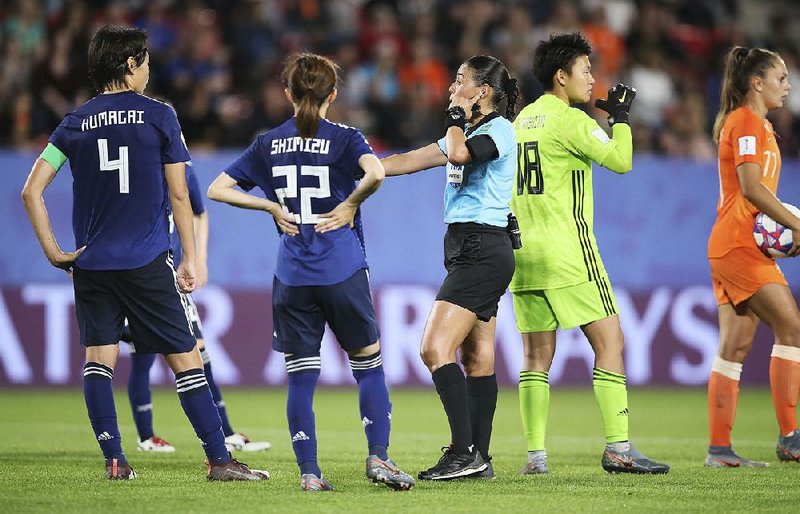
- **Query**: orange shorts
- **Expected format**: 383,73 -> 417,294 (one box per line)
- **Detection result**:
709,245 -> 787,306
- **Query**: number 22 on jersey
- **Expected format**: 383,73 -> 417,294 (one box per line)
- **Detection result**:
273,165 -> 331,224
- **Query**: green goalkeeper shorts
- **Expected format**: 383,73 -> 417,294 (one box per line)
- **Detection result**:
512,276 -> 618,332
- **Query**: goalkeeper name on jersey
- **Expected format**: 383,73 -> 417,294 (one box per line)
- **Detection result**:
510,94 -> 633,291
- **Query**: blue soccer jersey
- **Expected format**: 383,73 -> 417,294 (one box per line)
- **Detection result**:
48,91 -> 190,270
437,113 -> 516,227
224,118 -> 374,286
169,162 -> 205,266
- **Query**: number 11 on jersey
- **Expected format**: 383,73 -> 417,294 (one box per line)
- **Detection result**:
98,138 -> 129,194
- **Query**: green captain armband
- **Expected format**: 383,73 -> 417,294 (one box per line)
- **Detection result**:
40,143 -> 67,171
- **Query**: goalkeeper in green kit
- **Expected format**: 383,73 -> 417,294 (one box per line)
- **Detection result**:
510,33 -> 669,475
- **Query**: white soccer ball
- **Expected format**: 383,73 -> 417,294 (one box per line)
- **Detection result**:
753,203 -> 800,259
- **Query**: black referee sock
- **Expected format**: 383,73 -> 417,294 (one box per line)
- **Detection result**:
467,374 -> 498,460
432,363 -> 473,454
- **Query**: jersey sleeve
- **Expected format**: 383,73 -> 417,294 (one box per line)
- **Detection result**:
727,110 -> 764,167
48,116 -> 72,159
437,136 -> 447,155
561,109 -> 617,165
159,106 -> 191,164
224,138 -> 262,191
185,165 -> 206,215
349,128 -> 375,159
483,119 -> 516,159
348,129 -> 376,179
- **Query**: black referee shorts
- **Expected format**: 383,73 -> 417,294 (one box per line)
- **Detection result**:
436,222 -> 515,321
73,251 -> 196,354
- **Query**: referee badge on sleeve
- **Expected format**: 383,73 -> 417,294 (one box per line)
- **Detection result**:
447,163 -> 464,190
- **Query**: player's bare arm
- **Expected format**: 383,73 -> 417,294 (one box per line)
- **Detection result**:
193,210 -> 209,288
381,143 -> 448,176
207,172 -> 299,236
316,153 -> 384,234
21,158 -> 85,273
165,162 -> 196,293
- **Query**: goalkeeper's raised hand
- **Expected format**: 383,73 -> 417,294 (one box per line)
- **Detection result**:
595,83 -> 636,125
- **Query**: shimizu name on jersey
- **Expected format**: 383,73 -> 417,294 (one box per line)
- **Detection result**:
81,110 -> 145,131
270,136 -> 331,155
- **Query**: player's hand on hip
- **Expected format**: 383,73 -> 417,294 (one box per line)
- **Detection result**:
315,201 -> 356,234
176,260 -> 196,293
788,241 -> 800,257
594,83 -> 636,125
270,206 -> 299,236
49,246 -> 85,276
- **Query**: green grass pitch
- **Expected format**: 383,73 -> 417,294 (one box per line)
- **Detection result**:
1,387 -> 798,512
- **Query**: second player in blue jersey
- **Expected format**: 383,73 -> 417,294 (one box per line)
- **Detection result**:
208,52 -> 415,492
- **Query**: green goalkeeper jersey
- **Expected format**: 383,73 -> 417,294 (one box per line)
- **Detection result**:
510,94 -> 633,291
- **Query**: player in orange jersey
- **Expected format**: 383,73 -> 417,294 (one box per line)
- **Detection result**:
706,46 -> 798,467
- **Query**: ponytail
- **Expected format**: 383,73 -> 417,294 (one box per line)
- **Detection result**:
712,46 -> 780,143
281,53 -> 339,139
505,77 -> 519,120
465,55 -> 519,120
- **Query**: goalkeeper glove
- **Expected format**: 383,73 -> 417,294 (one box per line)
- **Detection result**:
594,83 -> 636,125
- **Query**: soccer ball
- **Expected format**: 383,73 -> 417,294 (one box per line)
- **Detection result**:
753,203 -> 800,258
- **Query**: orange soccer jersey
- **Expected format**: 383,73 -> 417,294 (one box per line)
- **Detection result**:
708,106 -> 785,305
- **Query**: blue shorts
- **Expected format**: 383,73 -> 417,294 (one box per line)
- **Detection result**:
272,268 -> 380,355
73,251 -> 196,354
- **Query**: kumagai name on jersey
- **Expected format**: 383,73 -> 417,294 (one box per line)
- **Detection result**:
80,109 -> 145,131
224,118 -> 375,287
436,112 -> 516,228
510,94 -> 633,291
42,91 -> 190,271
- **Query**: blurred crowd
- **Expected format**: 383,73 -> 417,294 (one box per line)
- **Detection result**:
1,0 -> 799,157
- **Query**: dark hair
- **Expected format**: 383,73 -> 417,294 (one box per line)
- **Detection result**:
464,55 -> 519,120
712,46 -> 781,143
88,25 -> 148,93
281,53 -> 339,139
532,32 -> 592,90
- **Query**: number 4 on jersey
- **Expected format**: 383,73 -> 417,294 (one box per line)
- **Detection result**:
98,139 -> 129,194
517,141 -> 543,195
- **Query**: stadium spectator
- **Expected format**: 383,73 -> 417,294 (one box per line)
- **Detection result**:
0,0 -> 799,157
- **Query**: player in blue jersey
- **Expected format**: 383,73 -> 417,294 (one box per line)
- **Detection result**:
124,162 -> 271,454
381,55 -> 519,480
207,52 -> 415,492
21,25 -> 267,482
